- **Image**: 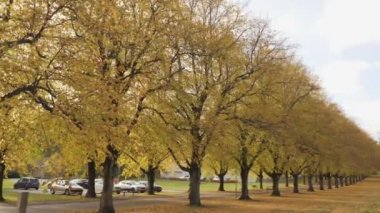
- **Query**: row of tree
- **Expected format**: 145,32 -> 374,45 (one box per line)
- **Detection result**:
1,0 -> 380,212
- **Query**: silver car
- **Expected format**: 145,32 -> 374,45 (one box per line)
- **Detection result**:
114,180 -> 146,194
50,179 -> 69,195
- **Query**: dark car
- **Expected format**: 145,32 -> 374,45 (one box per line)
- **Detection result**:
137,181 -> 162,192
13,177 -> 39,190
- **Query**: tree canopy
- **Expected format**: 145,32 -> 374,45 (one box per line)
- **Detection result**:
1,0 -> 379,212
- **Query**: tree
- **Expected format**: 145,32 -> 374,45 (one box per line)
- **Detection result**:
57,1 -> 178,211
0,105 -> 46,201
2,0 -> 380,210
229,123 -> 268,200
0,0 -> 75,108
284,95 -> 326,193
147,2 -> 289,204
0,0 -> 86,200
119,113 -> 170,195
203,128 -> 233,192
4,0 -> 177,211
251,62 -> 317,196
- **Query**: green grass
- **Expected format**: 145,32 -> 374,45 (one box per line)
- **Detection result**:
3,179 -> 88,205
3,190 -> 88,204
159,179 -> 237,191
132,178 -> 272,192
3,178 -> 15,189
2,178 -> 273,204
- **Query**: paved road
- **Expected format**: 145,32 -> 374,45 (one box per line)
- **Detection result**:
0,202 -> 14,213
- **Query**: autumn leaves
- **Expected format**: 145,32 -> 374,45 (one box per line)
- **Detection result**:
0,1 -> 379,212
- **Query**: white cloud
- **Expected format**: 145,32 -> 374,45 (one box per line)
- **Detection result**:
317,0 -> 380,53
319,60 -> 380,138
243,0 -> 320,42
243,0 -> 380,139
341,100 -> 380,139
319,60 -> 370,96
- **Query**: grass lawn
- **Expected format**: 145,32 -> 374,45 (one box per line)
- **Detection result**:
155,179 -> 238,191
3,179 -> 89,205
3,177 -> 380,212
117,176 -> 380,213
3,190 -> 88,204
133,178 -> 273,192
0,177 -> 296,206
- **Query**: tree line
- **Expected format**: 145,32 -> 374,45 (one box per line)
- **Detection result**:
1,0 -> 380,212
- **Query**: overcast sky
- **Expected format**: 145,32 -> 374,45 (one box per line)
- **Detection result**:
238,0 -> 380,139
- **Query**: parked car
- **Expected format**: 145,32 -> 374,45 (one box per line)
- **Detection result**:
68,179 -> 88,195
212,176 -> 231,182
137,181 -> 162,192
50,179 -> 69,195
178,174 -> 190,180
13,177 -> 39,190
114,180 -> 146,194
95,178 -> 103,194
46,178 -> 58,190
178,175 -> 206,181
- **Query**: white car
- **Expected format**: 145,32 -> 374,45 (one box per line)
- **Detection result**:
178,175 -> 205,181
212,176 -> 231,182
50,179 -> 69,195
95,178 -> 103,194
114,180 -> 146,194
178,174 -> 190,180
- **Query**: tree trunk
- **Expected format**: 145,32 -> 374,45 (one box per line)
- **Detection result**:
215,161 -> 228,192
86,160 -> 96,198
239,165 -> 250,200
339,176 -> 344,187
334,175 -> 339,188
285,171 -> 289,187
326,173 -> 332,189
99,145 -> 118,213
303,175 -> 306,185
0,163 -> 5,201
218,174 -> 225,192
258,169 -> 264,190
307,174 -> 314,192
349,176 -> 352,185
188,163 -> 201,206
271,174 -> 281,196
345,176 -> 349,186
146,165 -> 156,195
319,173 -> 324,190
292,173 -> 299,193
